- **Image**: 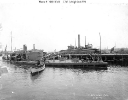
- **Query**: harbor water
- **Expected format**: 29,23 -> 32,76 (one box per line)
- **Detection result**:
0,58 -> 128,100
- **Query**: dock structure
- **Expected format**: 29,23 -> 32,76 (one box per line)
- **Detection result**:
59,53 -> 128,62
46,52 -> 128,64
100,54 -> 128,62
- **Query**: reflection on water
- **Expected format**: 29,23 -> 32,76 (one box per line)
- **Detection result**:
30,71 -> 44,82
0,59 -> 128,100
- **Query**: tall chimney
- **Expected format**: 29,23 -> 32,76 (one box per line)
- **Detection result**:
85,36 -> 86,47
78,34 -> 80,48
33,44 -> 35,50
23,44 -> 27,52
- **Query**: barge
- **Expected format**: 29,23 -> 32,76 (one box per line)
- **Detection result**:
45,60 -> 108,69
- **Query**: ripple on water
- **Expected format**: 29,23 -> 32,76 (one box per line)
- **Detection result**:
0,62 -> 128,100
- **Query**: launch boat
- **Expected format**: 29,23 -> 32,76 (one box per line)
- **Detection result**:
30,64 -> 45,75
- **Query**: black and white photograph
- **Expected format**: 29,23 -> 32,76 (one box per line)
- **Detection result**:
0,0 -> 128,100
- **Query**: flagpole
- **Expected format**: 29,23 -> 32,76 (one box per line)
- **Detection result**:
11,31 -> 12,51
99,32 -> 101,54
75,39 -> 76,48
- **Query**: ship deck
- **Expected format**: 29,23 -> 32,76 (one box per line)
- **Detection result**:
45,60 -> 108,68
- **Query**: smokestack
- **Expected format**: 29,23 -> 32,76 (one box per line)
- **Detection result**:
85,36 -> 86,47
78,34 -> 80,48
33,44 -> 35,50
23,44 -> 27,52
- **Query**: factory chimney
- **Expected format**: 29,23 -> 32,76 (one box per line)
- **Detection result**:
78,34 -> 80,48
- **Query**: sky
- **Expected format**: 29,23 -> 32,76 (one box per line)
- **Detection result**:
0,0 -> 128,52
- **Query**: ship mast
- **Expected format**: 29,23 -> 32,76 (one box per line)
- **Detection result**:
99,32 -> 101,54
75,39 -> 76,48
99,32 -> 101,60
11,31 -> 12,51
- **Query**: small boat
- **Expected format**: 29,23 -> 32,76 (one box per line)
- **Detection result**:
30,64 -> 45,75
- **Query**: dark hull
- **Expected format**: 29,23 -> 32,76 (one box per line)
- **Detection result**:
31,64 -> 45,75
31,69 -> 44,76
45,60 -> 108,69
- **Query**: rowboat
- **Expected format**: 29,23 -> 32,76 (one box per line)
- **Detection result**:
30,64 -> 45,75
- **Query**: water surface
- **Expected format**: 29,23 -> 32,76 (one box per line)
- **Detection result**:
0,59 -> 128,100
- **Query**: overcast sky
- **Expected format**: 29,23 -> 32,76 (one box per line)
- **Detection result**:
0,0 -> 128,52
